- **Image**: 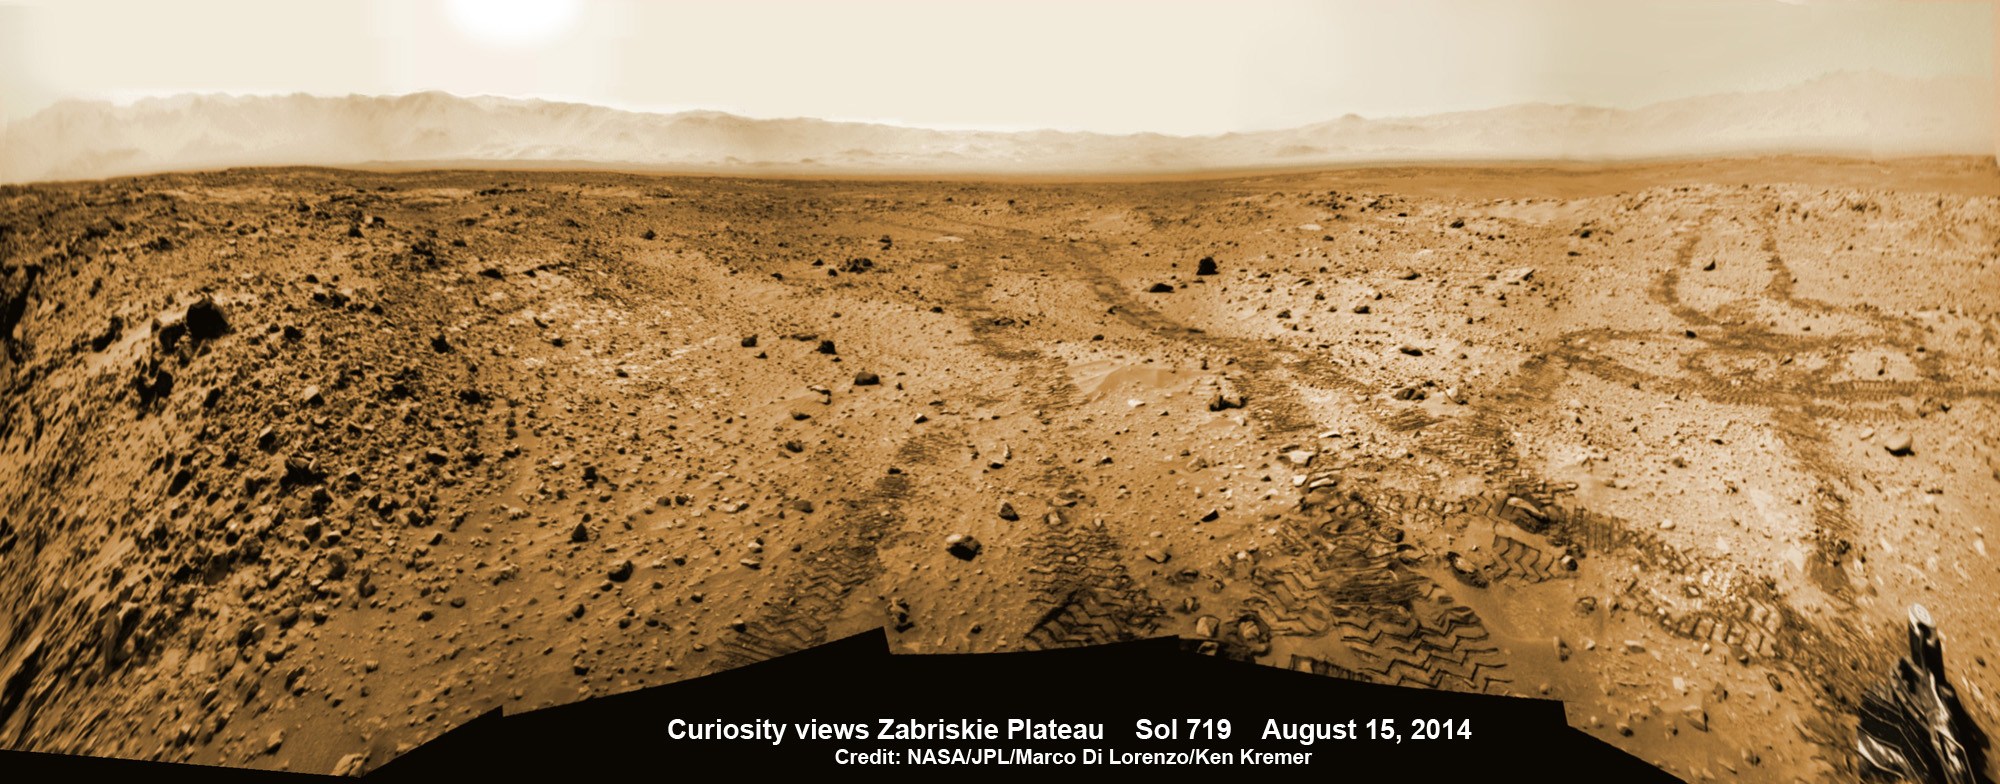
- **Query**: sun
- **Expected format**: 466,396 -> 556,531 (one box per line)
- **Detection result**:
444,0 -> 583,49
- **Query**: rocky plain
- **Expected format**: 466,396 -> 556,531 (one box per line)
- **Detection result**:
2,156 -> 1998,781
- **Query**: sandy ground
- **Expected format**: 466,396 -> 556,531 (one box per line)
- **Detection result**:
2,156 -> 1997,781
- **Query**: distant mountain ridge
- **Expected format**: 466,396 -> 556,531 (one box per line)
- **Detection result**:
1,71 -> 1990,184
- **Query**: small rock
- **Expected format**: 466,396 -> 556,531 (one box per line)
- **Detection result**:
1505,496 -> 1548,521
332,752 -> 369,777
815,340 -> 837,355
1143,548 -> 1171,564
264,729 -> 284,754
1147,282 -> 1175,293
607,559 -> 634,582
1681,707 -> 1709,732
1447,552 -> 1487,587
569,522 -> 589,543
185,296 -> 231,341
741,334 -> 758,348
430,333 -> 453,353
945,534 -> 982,560
1883,433 -> 1914,456
1196,257 -> 1219,276
151,316 -> 188,354
299,385 -> 324,407
284,454 -> 324,485
854,371 -> 880,386
1194,615 -> 1221,637
998,502 -> 1019,521
90,316 -> 123,351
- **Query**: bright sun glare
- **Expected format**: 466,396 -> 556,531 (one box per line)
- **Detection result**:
444,0 -> 582,49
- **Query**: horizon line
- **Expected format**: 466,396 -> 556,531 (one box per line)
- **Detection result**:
12,67 -> 1988,140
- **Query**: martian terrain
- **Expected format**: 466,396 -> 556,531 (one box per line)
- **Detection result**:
2,155 -> 1998,781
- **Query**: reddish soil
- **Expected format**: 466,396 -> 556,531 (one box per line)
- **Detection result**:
3,156 -> 1998,781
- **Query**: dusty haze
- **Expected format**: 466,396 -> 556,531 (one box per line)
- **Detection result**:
2,71 -> 1992,185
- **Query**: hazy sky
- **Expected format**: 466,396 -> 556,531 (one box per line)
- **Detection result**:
0,0 -> 1992,134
